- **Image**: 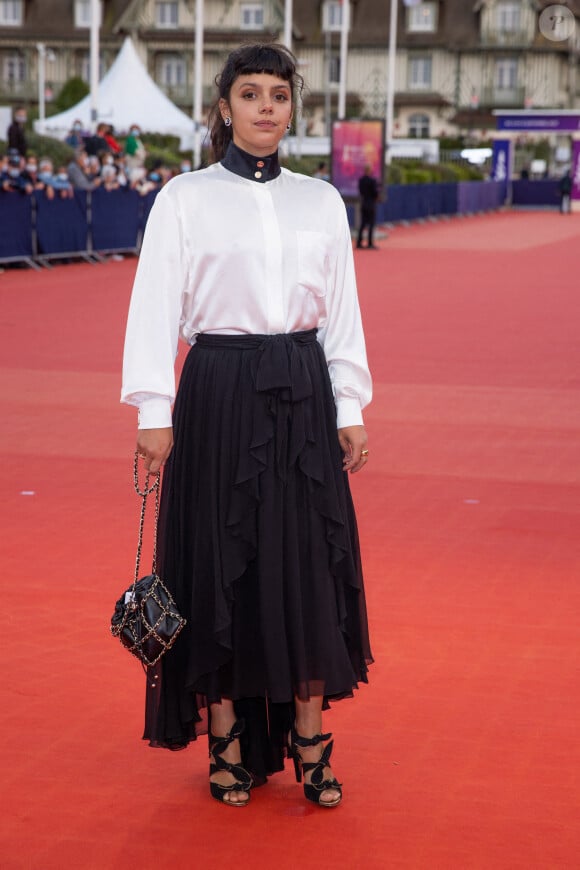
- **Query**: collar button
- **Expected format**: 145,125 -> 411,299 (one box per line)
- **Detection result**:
256,160 -> 265,168
254,170 -> 263,179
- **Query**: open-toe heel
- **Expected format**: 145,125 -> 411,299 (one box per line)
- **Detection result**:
209,719 -> 253,807
289,727 -> 343,808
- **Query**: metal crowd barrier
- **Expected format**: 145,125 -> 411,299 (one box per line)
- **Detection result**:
0,187 -> 159,268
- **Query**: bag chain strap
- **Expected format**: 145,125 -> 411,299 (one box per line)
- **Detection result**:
132,449 -> 161,587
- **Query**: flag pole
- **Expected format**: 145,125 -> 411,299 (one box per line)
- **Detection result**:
89,0 -> 100,127
284,0 -> 293,50
386,0 -> 398,164
338,0 -> 350,120
193,0 -> 204,168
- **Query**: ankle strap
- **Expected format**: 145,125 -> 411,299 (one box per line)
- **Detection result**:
292,728 -> 332,749
209,718 -> 245,757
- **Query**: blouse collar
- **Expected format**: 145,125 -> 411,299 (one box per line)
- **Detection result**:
221,141 -> 281,183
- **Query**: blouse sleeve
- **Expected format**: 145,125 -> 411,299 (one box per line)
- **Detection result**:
317,195 -> 372,428
121,185 -> 188,429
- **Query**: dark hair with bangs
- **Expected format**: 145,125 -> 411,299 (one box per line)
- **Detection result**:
207,43 -> 303,161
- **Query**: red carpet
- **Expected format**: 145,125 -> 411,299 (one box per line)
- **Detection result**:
1,211 -> 579,868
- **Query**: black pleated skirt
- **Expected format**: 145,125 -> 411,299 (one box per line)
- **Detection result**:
144,329 -> 373,784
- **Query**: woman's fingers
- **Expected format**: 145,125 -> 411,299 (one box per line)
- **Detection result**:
338,425 -> 369,474
136,427 -> 174,474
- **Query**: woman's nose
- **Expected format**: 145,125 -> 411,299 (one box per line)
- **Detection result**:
260,98 -> 273,113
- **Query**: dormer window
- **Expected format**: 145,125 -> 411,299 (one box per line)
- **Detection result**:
156,2 -> 179,29
241,3 -> 264,30
75,0 -> 102,28
407,3 -> 437,34
0,1 -> 23,26
497,2 -> 521,32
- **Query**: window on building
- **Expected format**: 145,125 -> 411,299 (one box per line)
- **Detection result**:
3,51 -> 26,83
408,56 -> 432,90
407,3 -> 437,34
328,54 -> 341,85
80,52 -> 104,83
75,0 -> 102,28
156,1 -> 178,29
408,113 -> 430,138
495,58 -> 518,90
322,1 -> 344,33
496,2 -> 521,32
0,0 -> 23,25
158,54 -> 186,87
241,3 -> 264,30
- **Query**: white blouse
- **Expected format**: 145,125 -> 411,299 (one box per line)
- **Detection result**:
121,159 -> 372,429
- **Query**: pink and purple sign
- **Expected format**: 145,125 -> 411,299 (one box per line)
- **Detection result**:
331,120 -> 385,198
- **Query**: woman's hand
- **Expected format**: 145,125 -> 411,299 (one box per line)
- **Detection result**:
136,427 -> 174,474
338,425 -> 369,474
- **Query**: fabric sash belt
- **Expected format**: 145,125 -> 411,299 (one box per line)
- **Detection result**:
196,329 -> 318,402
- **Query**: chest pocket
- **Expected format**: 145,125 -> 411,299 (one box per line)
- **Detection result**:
296,230 -> 331,298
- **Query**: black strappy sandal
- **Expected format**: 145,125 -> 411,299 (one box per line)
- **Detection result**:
209,719 -> 253,807
289,727 -> 343,808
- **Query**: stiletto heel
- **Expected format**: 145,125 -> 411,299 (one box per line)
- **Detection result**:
289,727 -> 342,808
208,719 -> 253,807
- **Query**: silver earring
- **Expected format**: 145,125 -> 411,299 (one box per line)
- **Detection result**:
287,123 -> 291,130
224,116 -> 232,127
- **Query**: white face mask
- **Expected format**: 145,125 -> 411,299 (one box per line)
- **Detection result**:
104,156 -> 114,165
26,163 -> 37,173
8,168 -> 20,177
57,173 -> 69,182
15,115 -> 26,124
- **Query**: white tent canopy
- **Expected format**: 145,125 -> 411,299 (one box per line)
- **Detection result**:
35,37 -> 194,149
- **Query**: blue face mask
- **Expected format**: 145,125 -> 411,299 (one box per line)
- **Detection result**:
8,168 -> 20,178
181,164 -> 191,173
149,172 -> 161,182
39,171 -> 53,183
57,173 -> 69,182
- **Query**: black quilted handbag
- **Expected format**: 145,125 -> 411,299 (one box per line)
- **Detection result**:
110,452 -> 186,668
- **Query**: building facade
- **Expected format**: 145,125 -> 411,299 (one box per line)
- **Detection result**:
1,0 -> 579,139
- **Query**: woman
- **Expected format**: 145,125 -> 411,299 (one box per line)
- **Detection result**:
122,44 -> 373,809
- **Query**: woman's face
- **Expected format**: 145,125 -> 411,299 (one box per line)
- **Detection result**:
221,73 -> 292,157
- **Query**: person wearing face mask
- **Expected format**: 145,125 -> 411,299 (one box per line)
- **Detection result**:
51,165 -> 74,199
67,149 -> 101,191
65,120 -> 85,150
100,154 -> 120,191
7,107 -> 28,157
22,153 -> 55,200
124,124 -> 147,182
1,150 -> 32,194
179,160 -> 192,174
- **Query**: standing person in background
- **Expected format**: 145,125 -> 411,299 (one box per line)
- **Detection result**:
313,161 -> 330,181
558,170 -> 572,214
124,124 -> 147,183
122,43 -> 373,811
7,107 -> 28,157
356,164 -> 379,249
65,120 -> 85,150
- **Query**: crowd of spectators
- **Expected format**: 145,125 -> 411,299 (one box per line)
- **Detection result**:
1,107 -> 192,201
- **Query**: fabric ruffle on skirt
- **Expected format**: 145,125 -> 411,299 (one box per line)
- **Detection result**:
144,330 -> 373,783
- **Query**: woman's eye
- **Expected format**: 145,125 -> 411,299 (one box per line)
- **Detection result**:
275,94 -> 289,101
242,92 -> 256,99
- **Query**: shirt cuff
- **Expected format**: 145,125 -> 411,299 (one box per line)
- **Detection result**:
137,397 -> 173,429
336,397 -> 364,429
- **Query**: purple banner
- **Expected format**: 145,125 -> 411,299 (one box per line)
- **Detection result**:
497,114 -> 580,132
572,140 -> 580,201
491,140 -> 511,182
